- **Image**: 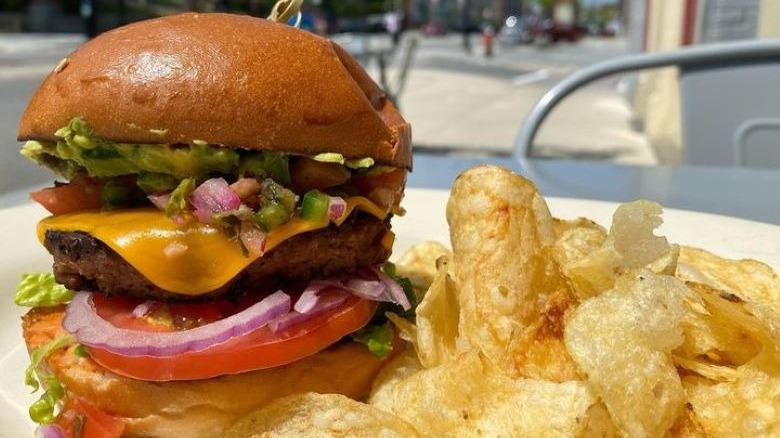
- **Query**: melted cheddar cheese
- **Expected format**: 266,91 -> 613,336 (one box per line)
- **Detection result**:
38,197 -> 389,296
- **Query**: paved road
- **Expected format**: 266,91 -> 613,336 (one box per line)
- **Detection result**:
0,34 -> 85,194
374,33 -> 653,163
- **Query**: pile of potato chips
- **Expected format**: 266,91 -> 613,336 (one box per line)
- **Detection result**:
227,165 -> 780,437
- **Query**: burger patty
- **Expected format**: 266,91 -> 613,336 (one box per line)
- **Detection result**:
44,214 -> 391,300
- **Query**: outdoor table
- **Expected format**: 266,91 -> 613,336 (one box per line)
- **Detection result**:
410,154 -> 780,225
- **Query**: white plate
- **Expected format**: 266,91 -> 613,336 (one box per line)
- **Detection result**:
1,188 -> 779,435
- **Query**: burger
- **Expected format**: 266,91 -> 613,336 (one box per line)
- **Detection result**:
15,13 -> 412,438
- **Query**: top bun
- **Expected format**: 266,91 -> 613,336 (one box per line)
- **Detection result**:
18,13 -> 411,168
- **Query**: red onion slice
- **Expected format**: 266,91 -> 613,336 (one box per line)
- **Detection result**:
131,301 -> 154,318
294,286 -> 324,314
35,425 -> 66,438
373,267 -> 412,311
147,193 -> 170,210
63,290 -> 291,357
148,193 -> 186,225
297,270 -> 410,310
189,178 -> 242,224
328,196 -> 347,221
272,289 -> 351,333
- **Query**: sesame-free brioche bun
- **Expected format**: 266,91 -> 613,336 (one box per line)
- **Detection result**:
23,307 -> 393,438
18,13 -> 411,169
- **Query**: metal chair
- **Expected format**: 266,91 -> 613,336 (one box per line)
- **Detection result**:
514,39 -> 780,168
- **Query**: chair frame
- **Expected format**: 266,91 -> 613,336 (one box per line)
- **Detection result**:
513,39 -> 780,160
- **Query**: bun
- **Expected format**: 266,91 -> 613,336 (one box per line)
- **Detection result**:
23,307 -> 391,438
18,13 -> 411,169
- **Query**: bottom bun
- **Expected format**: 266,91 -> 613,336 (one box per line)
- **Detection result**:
23,306 -> 391,438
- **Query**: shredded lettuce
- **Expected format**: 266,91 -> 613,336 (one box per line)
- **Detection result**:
352,322 -> 394,359
15,274 -> 74,307
25,335 -> 76,424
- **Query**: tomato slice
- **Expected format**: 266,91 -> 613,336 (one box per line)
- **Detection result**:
351,168 -> 406,195
30,176 -> 103,215
87,294 -> 377,381
290,156 -> 350,193
55,396 -> 125,438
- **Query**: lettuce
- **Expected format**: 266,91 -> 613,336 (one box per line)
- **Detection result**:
25,335 -> 76,424
15,274 -> 74,307
381,262 -> 417,319
352,322 -> 394,359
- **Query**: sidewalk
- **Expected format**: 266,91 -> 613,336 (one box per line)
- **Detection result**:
370,34 -> 656,165
0,33 -> 84,80
0,33 -> 84,55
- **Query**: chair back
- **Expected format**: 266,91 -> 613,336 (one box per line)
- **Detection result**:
515,39 -> 780,168
680,62 -> 780,167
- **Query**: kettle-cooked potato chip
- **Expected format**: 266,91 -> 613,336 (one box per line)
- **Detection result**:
446,165 -> 575,379
413,256 -> 459,368
361,167 -> 780,438
683,367 -> 780,437
675,282 -> 767,372
564,271 -> 688,437
552,217 -> 607,267
395,241 -> 452,297
369,352 -> 604,437
564,201 -> 677,299
678,246 -> 780,314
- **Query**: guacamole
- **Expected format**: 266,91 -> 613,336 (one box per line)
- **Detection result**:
21,118 -> 245,183
21,118 -> 386,195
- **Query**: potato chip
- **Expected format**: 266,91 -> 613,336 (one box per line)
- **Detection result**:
370,166 -> 780,438
413,256 -> 459,368
610,200 -> 670,268
666,402 -> 709,438
395,241 -> 452,297
564,201 -> 677,299
508,288 -> 583,382
220,393 -> 421,438
675,282 -> 767,372
369,352 -> 604,437
668,278 -> 780,437
370,347 -> 424,398
678,246 -> 780,314
446,165 -> 573,378
564,271 -> 688,437
552,217 -> 607,267
683,368 -> 780,437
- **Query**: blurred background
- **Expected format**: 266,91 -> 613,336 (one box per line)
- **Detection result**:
1,0 -> 779,198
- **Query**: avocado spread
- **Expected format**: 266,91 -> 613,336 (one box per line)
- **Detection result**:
21,117 -> 388,195
21,118 -> 244,183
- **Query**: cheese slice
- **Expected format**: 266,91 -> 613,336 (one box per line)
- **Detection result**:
38,197 -> 388,296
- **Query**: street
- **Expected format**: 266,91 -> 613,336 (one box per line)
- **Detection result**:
0,34 -> 85,196
0,31 -> 654,197
377,33 -> 653,163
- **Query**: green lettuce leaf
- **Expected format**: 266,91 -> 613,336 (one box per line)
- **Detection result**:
15,274 -> 74,307
25,335 -> 75,424
352,322 -> 394,359
381,262 -> 417,319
